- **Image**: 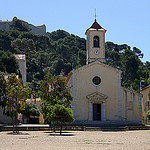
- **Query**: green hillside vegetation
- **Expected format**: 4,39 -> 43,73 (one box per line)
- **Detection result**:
0,18 -> 150,92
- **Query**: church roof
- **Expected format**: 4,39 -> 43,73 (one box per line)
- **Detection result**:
66,61 -> 122,84
85,19 -> 106,34
75,61 -> 122,73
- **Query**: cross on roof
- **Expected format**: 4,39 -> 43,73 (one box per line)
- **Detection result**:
94,8 -> 98,20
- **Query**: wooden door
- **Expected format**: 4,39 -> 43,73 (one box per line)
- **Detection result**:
93,103 -> 101,121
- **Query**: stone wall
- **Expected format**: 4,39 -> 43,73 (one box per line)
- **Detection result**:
0,108 -> 12,124
0,18 -> 46,35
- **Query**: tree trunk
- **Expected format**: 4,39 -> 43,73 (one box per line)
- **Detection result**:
16,111 -> 19,133
49,121 -> 52,131
53,121 -> 55,133
12,109 -> 15,133
60,122 -> 62,135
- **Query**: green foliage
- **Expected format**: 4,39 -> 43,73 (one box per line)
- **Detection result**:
105,41 -> 149,92
148,90 -> 150,101
21,103 -> 40,118
146,110 -> 150,120
6,73 -> 28,114
47,30 -> 86,75
9,17 -> 30,32
147,74 -> 150,85
0,30 -> 12,51
0,50 -> 18,74
40,73 -> 74,130
40,73 -> 72,107
11,38 -> 36,54
133,47 -> 143,58
5,73 -> 28,132
145,61 -> 150,71
0,29 -> 54,81
0,71 -> 7,110
24,80 -> 40,98
30,104 -> 40,117
24,82 -> 32,98
0,26 -> 149,92
46,103 -> 74,123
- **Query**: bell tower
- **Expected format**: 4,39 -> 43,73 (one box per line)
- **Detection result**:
85,19 -> 106,64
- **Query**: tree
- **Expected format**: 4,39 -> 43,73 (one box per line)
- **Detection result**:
46,103 -> 74,135
146,110 -> 150,120
47,30 -> 86,75
11,38 -> 36,54
145,61 -> 150,72
0,30 -> 12,51
0,50 -> 18,74
0,71 -> 7,113
40,73 -> 73,108
40,73 -> 74,133
147,74 -> 150,85
21,103 -> 40,123
121,49 -> 140,88
29,104 -> 40,117
10,17 -> 30,32
6,73 -> 28,133
105,41 -> 149,91
133,47 -> 143,58
1,26 -> 150,92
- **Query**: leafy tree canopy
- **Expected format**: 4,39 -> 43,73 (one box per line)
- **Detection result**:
3,73 -> 28,133
40,73 -> 73,115
0,26 -> 149,92
146,110 -> 150,120
10,17 -> 30,32
0,50 -> 18,74
40,73 -> 74,134
21,103 -> 40,118
40,73 -> 73,129
105,41 -> 149,91
0,71 -> 7,109
46,103 -> 74,123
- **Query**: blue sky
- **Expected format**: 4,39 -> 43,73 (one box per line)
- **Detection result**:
0,0 -> 149,62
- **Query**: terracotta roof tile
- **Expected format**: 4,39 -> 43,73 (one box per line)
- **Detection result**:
0,21 -> 11,23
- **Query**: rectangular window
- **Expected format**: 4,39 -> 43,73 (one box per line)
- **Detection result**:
128,101 -> 133,110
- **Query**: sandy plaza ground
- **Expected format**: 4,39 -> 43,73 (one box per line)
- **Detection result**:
0,130 -> 150,150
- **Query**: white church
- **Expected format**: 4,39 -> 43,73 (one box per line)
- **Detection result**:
66,19 -> 142,125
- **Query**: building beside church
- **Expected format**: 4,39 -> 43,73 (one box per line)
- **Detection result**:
141,85 -> 150,123
15,54 -> 27,85
0,55 -> 26,124
66,19 -> 142,125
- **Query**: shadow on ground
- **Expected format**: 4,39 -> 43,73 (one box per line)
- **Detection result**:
7,132 -> 29,135
44,131 -> 75,136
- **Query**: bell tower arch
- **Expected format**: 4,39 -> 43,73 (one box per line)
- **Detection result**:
85,19 -> 106,64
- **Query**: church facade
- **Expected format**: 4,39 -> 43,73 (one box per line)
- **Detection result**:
66,19 -> 142,125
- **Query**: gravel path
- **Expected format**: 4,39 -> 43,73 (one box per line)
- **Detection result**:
0,130 -> 150,150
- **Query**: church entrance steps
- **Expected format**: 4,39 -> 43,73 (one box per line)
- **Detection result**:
85,126 -> 126,131
126,125 -> 150,130
69,120 -> 144,126
1,124 -> 150,131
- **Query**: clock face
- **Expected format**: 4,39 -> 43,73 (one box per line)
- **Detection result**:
94,50 -> 99,55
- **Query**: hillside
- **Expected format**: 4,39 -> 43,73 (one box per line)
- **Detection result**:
0,18 -> 150,92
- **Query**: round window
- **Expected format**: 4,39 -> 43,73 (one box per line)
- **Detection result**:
92,76 -> 101,86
